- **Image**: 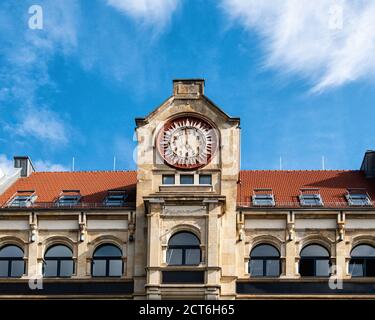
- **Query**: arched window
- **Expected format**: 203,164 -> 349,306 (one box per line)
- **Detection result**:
350,244 -> 375,277
92,244 -> 123,277
249,244 -> 280,277
299,244 -> 330,277
0,245 -> 24,278
167,232 -> 201,266
43,245 -> 74,277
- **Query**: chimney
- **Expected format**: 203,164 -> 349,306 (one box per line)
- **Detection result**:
173,79 -> 204,99
14,156 -> 35,177
360,150 -> 375,178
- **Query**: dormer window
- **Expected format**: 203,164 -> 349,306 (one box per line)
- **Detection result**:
252,189 -> 275,206
346,189 -> 372,206
299,189 -> 323,206
104,190 -> 127,207
8,190 -> 36,207
57,190 -> 81,206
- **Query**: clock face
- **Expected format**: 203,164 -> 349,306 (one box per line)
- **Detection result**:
157,116 -> 218,169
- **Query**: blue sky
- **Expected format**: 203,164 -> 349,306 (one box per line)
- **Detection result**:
1,0 -> 375,173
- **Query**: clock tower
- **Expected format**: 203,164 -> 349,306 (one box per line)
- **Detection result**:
134,79 -> 240,299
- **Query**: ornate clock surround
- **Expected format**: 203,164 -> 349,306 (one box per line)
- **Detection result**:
156,114 -> 219,170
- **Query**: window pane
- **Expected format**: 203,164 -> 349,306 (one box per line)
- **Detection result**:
10,260 -> 24,277
162,175 -> 175,185
180,175 -> 194,184
301,245 -> 329,257
167,249 -> 183,265
94,245 -> 122,257
366,259 -> 375,277
0,261 -> 9,277
0,245 -> 23,258
299,259 -> 314,276
316,259 -> 330,276
266,260 -> 280,277
199,175 -> 212,185
249,260 -> 264,276
251,245 -> 279,257
92,260 -> 107,277
169,232 -> 200,246
185,249 -> 200,265
45,245 -> 72,258
350,260 -> 364,277
109,260 -> 122,276
60,260 -> 74,277
351,245 -> 375,257
44,260 -> 58,277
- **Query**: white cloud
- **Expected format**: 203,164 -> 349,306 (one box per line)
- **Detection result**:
0,154 -> 16,176
106,0 -> 179,27
34,160 -> 69,172
221,0 -> 375,92
0,1 -> 79,145
9,109 -> 69,145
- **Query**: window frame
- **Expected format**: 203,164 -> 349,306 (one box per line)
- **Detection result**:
249,244 -> 281,277
252,194 -> 275,206
162,174 -> 175,185
299,193 -> 323,206
43,245 -> 74,278
180,174 -> 195,185
299,244 -> 331,277
167,232 -> 201,266
103,191 -> 127,207
199,174 -> 212,185
346,192 -> 372,206
349,244 -> 375,277
0,245 -> 25,278
91,244 -> 123,278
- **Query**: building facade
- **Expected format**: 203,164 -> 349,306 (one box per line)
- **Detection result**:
0,79 -> 374,299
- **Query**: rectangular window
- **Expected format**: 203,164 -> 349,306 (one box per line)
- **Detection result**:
300,194 -> 323,206
8,190 -> 35,207
162,174 -> 175,185
104,191 -> 127,207
252,194 -> 275,206
346,193 -> 371,206
180,175 -> 194,185
199,174 -> 212,185
57,190 -> 81,206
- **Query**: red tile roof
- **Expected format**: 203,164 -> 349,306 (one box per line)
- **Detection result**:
1,170 -> 374,209
238,170 -> 375,208
0,171 -> 137,208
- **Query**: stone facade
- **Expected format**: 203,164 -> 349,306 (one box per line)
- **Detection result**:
0,79 -> 374,299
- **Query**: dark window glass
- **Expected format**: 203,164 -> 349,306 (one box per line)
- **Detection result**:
162,175 -> 175,185
0,245 -> 24,278
249,244 -> 280,277
167,232 -> 201,266
180,175 -> 194,185
199,174 -> 212,185
350,245 -> 375,277
299,244 -> 330,277
92,244 -> 123,277
43,245 -> 74,278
